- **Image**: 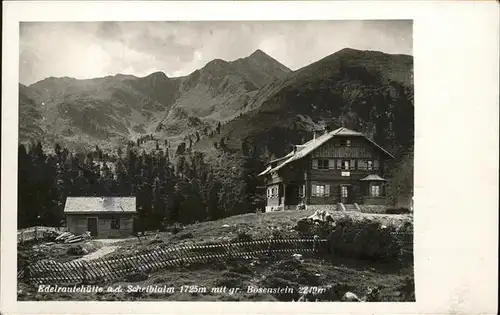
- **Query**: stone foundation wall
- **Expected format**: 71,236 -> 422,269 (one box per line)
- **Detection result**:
358,205 -> 388,214
305,204 -> 341,212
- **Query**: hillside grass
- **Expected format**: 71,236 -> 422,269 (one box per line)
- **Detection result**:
111,209 -> 411,257
18,209 -> 414,301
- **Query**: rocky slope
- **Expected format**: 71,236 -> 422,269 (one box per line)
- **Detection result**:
19,49 -> 291,150
201,48 -> 414,161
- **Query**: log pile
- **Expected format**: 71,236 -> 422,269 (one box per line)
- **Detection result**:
55,231 -> 92,244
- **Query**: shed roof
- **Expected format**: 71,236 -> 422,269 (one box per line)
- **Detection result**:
64,197 -> 137,214
259,127 -> 394,176
360,174 -> 387,181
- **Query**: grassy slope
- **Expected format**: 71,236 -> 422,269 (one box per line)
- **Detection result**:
121,209 -> 410,251
18,210 -> 414,301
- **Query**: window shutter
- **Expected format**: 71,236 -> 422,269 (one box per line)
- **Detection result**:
312,159 -> 318,169
358,160 -> 366,170
336,159 -> 342,169
311,184 -> 316,197
374,160 -> 380,170
328,159 -> 335,169
350,159 -> 356,170
325,184 -> 330,197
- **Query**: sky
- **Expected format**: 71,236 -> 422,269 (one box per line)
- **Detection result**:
19,20 -> 412,86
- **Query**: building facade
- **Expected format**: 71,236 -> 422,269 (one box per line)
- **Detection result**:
259,127 -> 394,212
64,197 -> 137,238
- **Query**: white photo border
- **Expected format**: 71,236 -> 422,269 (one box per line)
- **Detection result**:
2,1 -> 499,314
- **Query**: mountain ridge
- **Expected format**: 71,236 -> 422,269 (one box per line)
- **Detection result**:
19,48 -> 413,158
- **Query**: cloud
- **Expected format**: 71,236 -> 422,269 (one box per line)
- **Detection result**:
19,20 -> 412,85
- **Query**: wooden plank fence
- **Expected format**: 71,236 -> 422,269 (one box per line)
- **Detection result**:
20,238 -> 328,284
18,226 -> 68,243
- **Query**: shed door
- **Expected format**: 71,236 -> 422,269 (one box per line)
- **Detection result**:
87,218 -> 98,237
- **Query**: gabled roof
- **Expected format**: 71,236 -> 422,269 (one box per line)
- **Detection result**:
360,174 -> 387,181
64,197 -> 137,214
259,127 -> 394,176
258,166 -> 272,176
268,150 -> 295,165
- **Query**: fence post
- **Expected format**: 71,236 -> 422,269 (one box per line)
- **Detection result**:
21,230 -> 24,243
35,226 -> 38,241
23,262 -> 30,284
82,262 -> 87,284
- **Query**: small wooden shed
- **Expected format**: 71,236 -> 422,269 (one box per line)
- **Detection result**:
63,197 -> 137,238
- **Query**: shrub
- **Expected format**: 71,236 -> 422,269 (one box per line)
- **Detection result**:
234,231 -> 253,242
214,272 -> 244,287
386,207 -> 411,214
317,213 -> 414,263
175,232 -> 194,240
67,245 -> 88,256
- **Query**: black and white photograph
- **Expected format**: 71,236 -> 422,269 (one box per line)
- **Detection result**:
15,19 -> 415,302
2,1 -> 498,313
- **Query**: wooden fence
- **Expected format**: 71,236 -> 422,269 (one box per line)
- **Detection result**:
20,238 -> 328,284
17,226 -> 68,243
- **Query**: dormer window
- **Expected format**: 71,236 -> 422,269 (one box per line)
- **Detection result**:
340,139 -> 351,147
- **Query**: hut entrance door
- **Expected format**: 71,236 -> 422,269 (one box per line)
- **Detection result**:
87,217 -> 98,237
341,185 -> 354,204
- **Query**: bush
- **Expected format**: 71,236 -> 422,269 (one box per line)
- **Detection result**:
175,232 -> 194,240
166,223 -> 184,235
234,231 -> 253,242
214,271 -> 245,287
228,261 -> 253,275
386,207 -> 411,214
67,245 -> 88,256
315,213 -> 414,262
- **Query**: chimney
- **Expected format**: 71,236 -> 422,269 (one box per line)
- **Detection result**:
313,131 -> 317,140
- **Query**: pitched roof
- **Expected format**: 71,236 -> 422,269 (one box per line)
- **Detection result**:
360,174 -> 387,181
259,127 -> 394,176
64,197 -> 137,214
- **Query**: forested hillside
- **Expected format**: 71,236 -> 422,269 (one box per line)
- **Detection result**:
18,48 -> 414,227
18,141 -> 265,229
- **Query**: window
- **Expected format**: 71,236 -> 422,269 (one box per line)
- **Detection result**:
312,159 -> 318,169
358,160 -> 367,170
312,184 -> 330,197
317,159 -> 329,169
367,160 -> 373,170
341,186 -> 348,198
111,217 -> 120,229
346,140 -> 351,147
371,185 -> 380,197
298,185 -> 305,197
328,159 -> 335,169
342,160 -> 350,170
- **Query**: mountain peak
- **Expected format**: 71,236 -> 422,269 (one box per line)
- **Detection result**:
145,71 -> 169,79
244,49 -> 291,74
249,49 -> 268,58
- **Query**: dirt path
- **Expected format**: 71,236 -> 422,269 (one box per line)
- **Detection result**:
75,245 -> 119,261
